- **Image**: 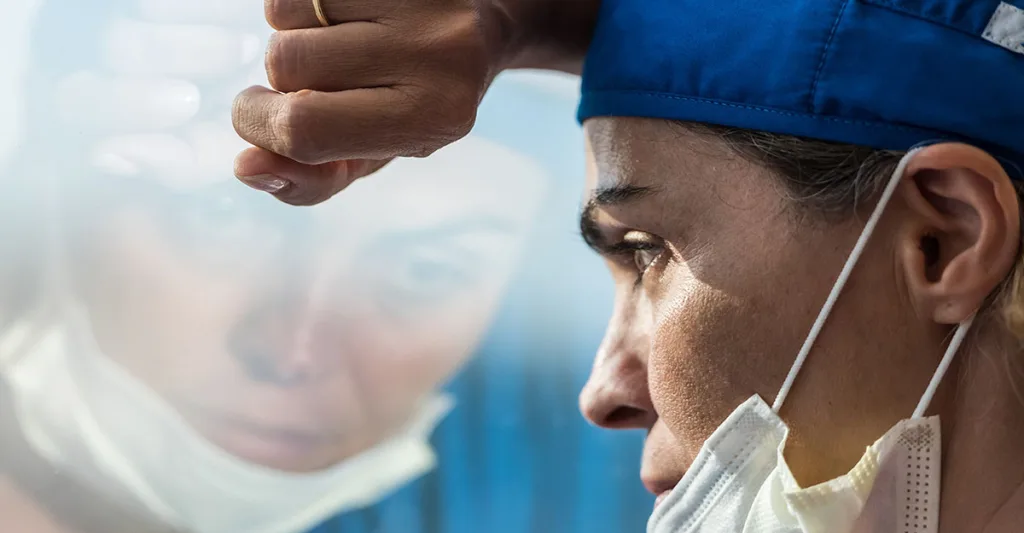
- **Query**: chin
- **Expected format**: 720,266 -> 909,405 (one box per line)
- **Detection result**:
197,418 -> 348,472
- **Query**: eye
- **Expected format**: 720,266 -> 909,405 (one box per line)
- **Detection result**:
368,243 -> 485,318
167,191 -> 288,265
633,246 -> 661,273
616,231 -> 663,279
393,250 -> 473,299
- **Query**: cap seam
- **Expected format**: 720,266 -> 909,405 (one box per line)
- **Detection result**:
808,0 -> 851,113
581,88 -> 927,132
860,0 -> 996,39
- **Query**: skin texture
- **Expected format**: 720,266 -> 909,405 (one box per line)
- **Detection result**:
576,117 -> 1024,532
3,0 -> 576,529
225,0 -> 1024,529
58,135 -> 546,473
231,0 -> 598,205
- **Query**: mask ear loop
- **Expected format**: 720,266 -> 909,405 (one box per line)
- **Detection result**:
772,149 -> 921,413
912,316 -> 973,419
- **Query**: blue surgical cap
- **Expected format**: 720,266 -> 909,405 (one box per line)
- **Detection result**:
578,0 -> 1024,177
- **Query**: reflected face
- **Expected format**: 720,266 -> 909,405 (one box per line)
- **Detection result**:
66,136 -> 547,472
577,118 -> 934,506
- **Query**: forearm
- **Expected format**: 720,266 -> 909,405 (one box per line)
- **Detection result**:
496,0 -> 601,75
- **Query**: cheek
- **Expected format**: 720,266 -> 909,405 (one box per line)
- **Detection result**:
71,213 -> 257,392
346,278 -> 505,410
645,260 -> 803,460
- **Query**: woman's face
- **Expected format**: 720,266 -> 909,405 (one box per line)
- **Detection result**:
577,117 -> 949,503
66,135 -> 547,472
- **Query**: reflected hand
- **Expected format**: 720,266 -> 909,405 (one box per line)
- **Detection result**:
55,1 -> 265,190
231,0 -> 512,205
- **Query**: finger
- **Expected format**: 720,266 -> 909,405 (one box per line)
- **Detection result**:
56,72 -> 201,132
102,17 -> 263,79
90,123 -> 253,191
266,24 -> 411,93
232,85 -> 475,164
234,146 -> 390,205
213,62 -> 272,116
264,0 -> 408,30
89,128 -> 250,192
88,134 -> 198,187
135,0 -> 265,27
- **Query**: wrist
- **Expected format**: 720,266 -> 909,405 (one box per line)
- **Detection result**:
487,0 -> 600,75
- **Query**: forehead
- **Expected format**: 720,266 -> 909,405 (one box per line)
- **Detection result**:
75,137 -> 549,287
101,135 -> 550,235
583,118 -> 736,195
580,118 -> 789,244
332,135 -> 549,230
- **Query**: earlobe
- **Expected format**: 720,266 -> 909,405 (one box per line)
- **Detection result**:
897,144 -> 1021,325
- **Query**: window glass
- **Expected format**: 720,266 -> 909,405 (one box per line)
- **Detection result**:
0,1 -> 651,532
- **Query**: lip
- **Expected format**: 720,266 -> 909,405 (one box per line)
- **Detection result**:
207,420 -> 328,463
653,490 -> 673,510
182,408 -> 338,470
642,476 -> 681,510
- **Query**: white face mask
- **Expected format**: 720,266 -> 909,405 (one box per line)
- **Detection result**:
3,308 -> 453,533
648,149 -> 969,533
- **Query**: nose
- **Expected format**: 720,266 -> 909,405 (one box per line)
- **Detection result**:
230,249 -> 354,386
579,293 -> 657,430
231,313 -> 349,386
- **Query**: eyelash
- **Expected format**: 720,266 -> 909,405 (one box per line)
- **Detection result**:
608,240 -> 663,286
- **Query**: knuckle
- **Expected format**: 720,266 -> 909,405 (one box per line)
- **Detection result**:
435,86 -> 479,136
413,9 -> 490,79
440,106 -> 476,142
272,92 -> 325,164
230,92 -> 248,133
264,0 -> 290,30
406,87 -> 477,155
232,88 -> 265,138
443,10 -> 491,72
264,33 -> 300,91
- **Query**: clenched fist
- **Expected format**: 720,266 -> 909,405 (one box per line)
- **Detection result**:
55,3 -> 264,190
232,0 -> 599,205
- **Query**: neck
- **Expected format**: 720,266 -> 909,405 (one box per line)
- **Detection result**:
938,328 -> 1024,533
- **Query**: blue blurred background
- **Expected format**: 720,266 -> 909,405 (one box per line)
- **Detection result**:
307,77 -> 652,533
6,1 -> 654,531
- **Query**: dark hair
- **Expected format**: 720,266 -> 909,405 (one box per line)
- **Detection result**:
679,122 -> 902,220
680,121 -> 1024,347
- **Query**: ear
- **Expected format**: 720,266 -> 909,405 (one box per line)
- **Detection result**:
896,143 -> 1020,324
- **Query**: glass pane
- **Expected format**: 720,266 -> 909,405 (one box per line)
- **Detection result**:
0,1 -> 651,532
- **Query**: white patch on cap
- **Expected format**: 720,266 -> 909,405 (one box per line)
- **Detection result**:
983,2 -> 1024,55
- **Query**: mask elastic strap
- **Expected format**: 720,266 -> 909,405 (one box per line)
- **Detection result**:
912,317 -> 973,418
772,150 -> 920,413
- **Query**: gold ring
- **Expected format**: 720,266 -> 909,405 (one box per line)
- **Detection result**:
312,0 -> 331,27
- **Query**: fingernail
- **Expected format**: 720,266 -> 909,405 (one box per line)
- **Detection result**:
239,174 -> 290,193
92,151 -> 139,176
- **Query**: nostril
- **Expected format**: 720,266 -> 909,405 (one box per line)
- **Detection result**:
603,405 -> 647,428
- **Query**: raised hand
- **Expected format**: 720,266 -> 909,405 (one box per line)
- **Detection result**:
230,0 -> 503,205
54,0 -> 265,190
232,0 -> 600,206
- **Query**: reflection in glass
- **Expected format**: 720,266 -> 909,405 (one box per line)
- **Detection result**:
0,1 -> 648,533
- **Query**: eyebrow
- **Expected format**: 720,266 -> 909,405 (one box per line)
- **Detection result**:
579,184 -> 658,254
388,216 -> 519,240
375,215 -> 521,253
368,216 -> 521,264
